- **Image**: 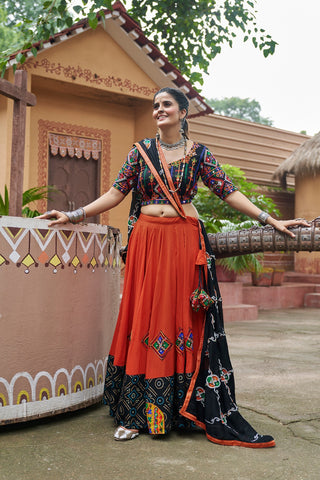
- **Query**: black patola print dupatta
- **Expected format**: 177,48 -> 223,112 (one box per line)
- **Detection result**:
180,222 -> 275,447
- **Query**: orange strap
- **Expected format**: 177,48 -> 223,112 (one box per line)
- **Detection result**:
154,142 -> 207,258
155,139 -> 186,216
134,142 -> 186,219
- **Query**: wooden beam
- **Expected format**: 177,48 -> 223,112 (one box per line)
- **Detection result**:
8,71 -> 29,216
0,75 -> 36,106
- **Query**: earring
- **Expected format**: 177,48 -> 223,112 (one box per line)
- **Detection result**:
179,119 -> 185,136
156,128 -> 160,140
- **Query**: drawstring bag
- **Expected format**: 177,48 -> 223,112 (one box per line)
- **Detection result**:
190,224 -> 214,312
190,265 -> 215,312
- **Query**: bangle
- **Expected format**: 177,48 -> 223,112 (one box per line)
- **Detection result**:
62,207 -> 86,224
257,211 -> 270,225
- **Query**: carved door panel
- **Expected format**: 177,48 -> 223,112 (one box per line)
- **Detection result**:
48,152 -> 100,224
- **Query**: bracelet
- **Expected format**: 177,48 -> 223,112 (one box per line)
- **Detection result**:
62,207 -> 86,224
257,211 -> 270,225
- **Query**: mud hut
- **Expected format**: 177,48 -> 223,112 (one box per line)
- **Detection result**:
273,131 -> 320,273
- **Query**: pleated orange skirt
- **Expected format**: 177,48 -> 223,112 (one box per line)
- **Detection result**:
104,213 -> 205,433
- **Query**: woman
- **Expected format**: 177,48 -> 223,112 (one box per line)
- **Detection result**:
40,87 -> 308,447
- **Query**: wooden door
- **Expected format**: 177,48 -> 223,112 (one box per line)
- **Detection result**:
48,150 -> 100,224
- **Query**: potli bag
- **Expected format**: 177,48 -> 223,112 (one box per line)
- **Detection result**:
190,267 -> 215,312
190,222 -> 215,312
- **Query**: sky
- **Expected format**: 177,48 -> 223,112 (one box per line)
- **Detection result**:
201,0 -> 320,136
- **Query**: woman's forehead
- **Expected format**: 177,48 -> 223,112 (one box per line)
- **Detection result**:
154,92 -> 176,103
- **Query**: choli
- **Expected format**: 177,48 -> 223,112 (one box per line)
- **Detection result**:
112,139 -> 237,205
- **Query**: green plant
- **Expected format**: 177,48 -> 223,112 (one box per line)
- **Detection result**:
193,165 -> 281,275
194,164 -> 280,231
0,185 -> 9,215
0,185 -> 56,217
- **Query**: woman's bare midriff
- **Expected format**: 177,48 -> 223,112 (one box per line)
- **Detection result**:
141,203 -> 199,219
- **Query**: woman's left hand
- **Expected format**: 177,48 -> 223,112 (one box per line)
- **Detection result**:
267,218 -> 311,238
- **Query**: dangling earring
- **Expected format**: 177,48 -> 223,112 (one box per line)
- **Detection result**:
156,128 -> 160,140
179,119 -> 185,136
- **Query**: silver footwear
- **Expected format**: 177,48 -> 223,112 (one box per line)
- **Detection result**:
114,426 -> 139,441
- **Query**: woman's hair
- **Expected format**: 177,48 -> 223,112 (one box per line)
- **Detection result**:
153,87 -> 189,138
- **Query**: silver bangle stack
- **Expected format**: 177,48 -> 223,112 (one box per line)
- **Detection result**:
257,211 -> 270,225
62,207 -> 86,224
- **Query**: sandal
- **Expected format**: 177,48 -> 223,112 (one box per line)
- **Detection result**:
114,426 -> 139,441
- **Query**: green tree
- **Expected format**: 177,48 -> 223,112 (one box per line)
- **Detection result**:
0,5 -> 22,55
128,0 -> 276,86
207,96 -> 273,125
3,0 -> 45,28
0,0 -> 277,87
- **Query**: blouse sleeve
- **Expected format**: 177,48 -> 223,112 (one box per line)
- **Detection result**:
112,146 -> 139,196
200,148 -> 237,200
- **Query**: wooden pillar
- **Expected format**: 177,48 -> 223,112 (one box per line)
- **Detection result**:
9,71 -> 27,216
0,70 -> 36,216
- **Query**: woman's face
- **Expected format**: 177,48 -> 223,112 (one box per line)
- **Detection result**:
152,92 -> 186,131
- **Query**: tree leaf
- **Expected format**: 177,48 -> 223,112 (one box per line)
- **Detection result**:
88,16 -> 99,29
73,5 -> 82,14
16,52 -> 26,64
66,16 -> 74,28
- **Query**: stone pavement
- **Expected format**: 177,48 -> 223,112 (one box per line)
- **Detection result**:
0,308 -> 319,480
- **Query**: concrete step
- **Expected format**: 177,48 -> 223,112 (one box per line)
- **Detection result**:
222,304 -> 258,322
242,283 -> 317,309
304,293 -> 320,308
219,281 -> 243,306
284,272 -> 320,284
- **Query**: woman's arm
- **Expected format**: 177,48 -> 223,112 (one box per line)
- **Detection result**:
225,191 -> 310,237
38,187 -> 125,227
83,187 -> 125,218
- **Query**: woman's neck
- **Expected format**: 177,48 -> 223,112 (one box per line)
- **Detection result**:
159,130 -> 182,145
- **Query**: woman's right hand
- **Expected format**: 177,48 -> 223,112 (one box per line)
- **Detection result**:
36,210 -> 69,227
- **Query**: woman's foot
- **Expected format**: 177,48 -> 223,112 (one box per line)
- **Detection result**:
114,426 -> 139,441
206,433 -> 276,448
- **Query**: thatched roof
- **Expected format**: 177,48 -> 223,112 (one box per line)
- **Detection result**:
273,132 -> 320,187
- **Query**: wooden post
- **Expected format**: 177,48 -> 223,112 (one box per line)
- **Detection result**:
0,70 -> 36,216
9,71 -> 27,216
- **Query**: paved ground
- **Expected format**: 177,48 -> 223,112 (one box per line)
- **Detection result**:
0,308 -> 319,480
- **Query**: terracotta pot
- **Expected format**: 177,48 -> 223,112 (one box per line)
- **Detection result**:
216,264 -> 237,282
251,268 -> 273,286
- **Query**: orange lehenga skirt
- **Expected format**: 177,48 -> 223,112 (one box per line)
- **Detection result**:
103,213 -> 205,434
